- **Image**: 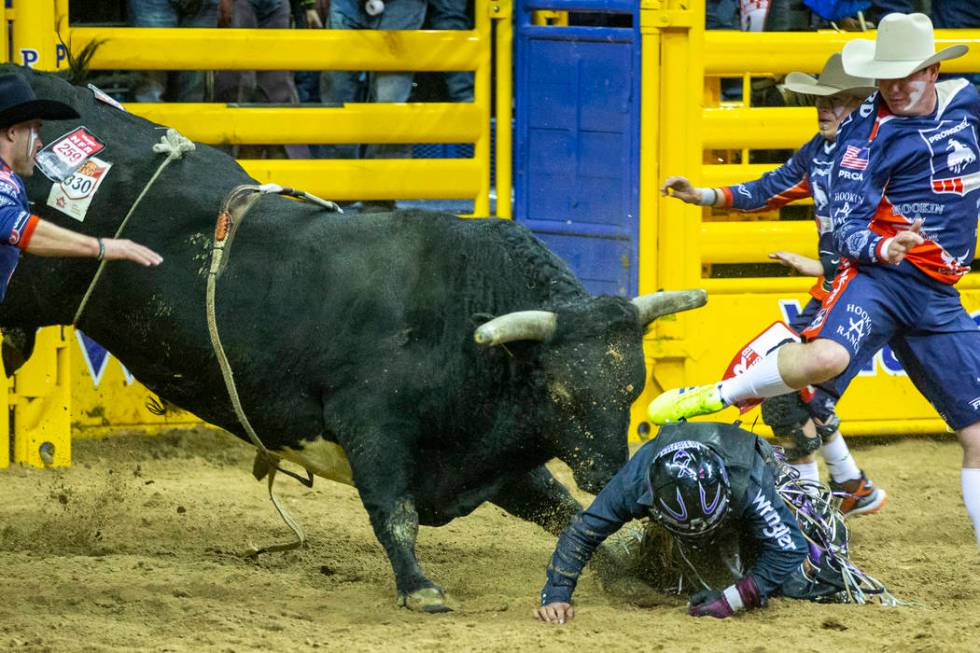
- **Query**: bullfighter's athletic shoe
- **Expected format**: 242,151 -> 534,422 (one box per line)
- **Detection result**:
647,384 -> 726,425
831,471 -> 887,517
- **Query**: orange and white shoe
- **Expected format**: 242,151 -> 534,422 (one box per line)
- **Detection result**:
831,471 -> 887,517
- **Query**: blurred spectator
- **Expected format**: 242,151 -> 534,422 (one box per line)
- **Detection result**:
291,0 -> 326,104
933,1 -> 980,86
127,0 -> 219,102
740,0 -> 816,31
933,1 -> 980,32
216,0 -> 309,158
323,0 -> 429,212
707,0 -> 740,29
425,0 -> 473,102
864,0 -> 914,23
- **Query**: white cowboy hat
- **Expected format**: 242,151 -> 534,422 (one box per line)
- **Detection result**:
782,53 -> 876,98
842,12 -> 968,80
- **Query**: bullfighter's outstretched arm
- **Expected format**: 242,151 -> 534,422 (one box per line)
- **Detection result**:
24,219 -> 163,266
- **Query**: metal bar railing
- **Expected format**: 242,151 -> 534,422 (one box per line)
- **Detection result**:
705,29 -> 980,75
703,106 -> 813,150
471,0 -> 493,216
74,27 -> 482,71
1,3 -> 7,65
702,272 -> 980,295
240,159 -> 483,202
63,0 -> 509,216
494,0 -> 514,218
126,103 -> 483,145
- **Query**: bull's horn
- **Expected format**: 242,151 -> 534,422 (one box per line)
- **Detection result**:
631,289 -> 707,326
474,310 -> 557,346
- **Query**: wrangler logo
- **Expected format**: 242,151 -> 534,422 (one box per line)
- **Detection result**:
752,490 -> 797,551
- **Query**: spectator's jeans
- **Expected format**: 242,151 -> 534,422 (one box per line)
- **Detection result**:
323,0 -> 428,158
933,0 -> 980,87
866,0 -> 915,23
292,5 -> 322,103
426,0 -> 474,102
215,0 -> 297,105
933,1 -> 980,29
214,0 -> 309,157
127,0 -> 219,101
706,0 -> 738,30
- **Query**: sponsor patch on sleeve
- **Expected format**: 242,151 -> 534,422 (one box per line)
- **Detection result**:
46,157 -> 113,222
8,209 -> 33,245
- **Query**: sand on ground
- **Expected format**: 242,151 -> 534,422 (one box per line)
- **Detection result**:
0,429 -> 977,652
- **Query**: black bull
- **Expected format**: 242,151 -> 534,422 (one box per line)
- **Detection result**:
2,66 -> 706,611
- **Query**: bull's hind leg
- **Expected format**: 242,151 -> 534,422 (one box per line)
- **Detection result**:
335,429 -> 452,613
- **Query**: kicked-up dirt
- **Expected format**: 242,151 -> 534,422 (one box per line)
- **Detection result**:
0,428 -> 978,652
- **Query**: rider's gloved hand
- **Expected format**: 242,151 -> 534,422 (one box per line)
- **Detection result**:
688,576 -> 762,618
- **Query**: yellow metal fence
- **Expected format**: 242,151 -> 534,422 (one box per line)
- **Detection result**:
633,4 -> 980,438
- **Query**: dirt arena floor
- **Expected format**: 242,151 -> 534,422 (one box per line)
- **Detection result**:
0,428 -> 978,652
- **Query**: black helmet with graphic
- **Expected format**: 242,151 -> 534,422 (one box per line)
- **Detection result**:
648,440 -> 732,538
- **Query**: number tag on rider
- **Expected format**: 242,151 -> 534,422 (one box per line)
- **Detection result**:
46,157 -> 113,222
35,127 -> 106,183
722,321 -> 801,414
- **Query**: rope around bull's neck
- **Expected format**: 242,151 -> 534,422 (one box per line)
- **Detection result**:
72,128 -> 196,326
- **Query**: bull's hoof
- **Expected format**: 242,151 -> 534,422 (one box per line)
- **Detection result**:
397,587 -> 454,613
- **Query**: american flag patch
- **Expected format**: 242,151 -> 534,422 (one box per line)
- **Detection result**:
841,145 -> 870,170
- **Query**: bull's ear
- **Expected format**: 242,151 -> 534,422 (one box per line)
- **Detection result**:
632,289 -> 707,327
473,310 -> 557,346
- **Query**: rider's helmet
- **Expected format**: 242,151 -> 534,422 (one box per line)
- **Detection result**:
647,440 -> 733,538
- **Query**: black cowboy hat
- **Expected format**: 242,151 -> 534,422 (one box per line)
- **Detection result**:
0,73 -> 79,130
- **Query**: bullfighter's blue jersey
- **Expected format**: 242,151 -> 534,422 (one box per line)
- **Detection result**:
720,133 -> 838,299
829,79 -> 980,285
0,159 -> 40,303
538,440 -> 806,606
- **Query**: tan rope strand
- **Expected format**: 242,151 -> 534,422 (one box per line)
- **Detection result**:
206,188 -> 306,553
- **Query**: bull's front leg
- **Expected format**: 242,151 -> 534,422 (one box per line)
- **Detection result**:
337,433 -> 451,613
489,465 -> 583,536
490,466 -> 646,591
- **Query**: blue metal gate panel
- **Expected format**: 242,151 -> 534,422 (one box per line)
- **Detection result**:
515,1 -> 640,297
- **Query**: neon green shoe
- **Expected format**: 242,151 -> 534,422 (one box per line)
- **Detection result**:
647,384 -> 726,425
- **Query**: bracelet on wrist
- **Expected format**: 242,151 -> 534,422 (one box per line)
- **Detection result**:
96,238 -> 105,261
697,187 -> 717,207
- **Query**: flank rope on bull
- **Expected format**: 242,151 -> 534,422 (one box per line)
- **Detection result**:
73,128 -> 196,326
206,183 -> 341,557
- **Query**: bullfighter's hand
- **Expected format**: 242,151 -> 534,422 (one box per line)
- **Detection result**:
660,176 -> 701,204
768,251 -> 823,277
534,602 -> 574,625
102,239 -> 164,266
883,218 -> 924,264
